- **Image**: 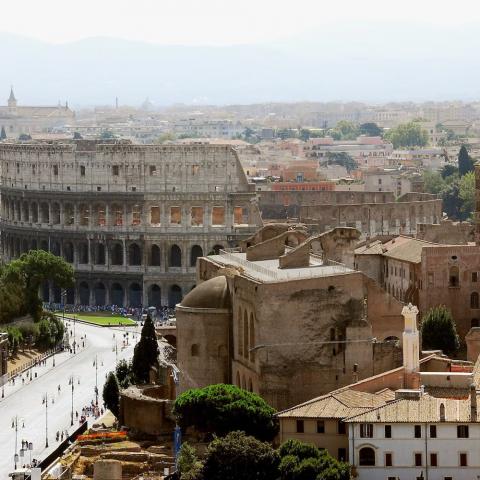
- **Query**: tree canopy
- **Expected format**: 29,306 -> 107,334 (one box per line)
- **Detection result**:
324,151 -> 358,173
2,250 -> 74,321
103,371 -> 120,418
173,384 -> 279,441
458,145 -> 475,176
0,126 -> 6,140
131,314 -> 159,383
421,305 -> 459,355
201,431 -> 280,480
384,122 -> 428,149
328,120 -> 359,141
359,122 -> 382,137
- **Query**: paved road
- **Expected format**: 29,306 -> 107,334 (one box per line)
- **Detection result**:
0,320 -> 140,478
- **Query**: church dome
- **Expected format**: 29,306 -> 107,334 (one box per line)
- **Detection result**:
180,276 -> 231,309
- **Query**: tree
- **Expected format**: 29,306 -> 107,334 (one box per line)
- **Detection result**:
459,171 -> 475,219
421,306 -> 459,355
173,384 -> 279,441
154,132 -> 176,144
177,443 -> 204,480
278,439 -> 350,480
384,122 -> 428,149
115,359 -> 134,388
131,314 -> 159,383
458,145 -> 474,176
359,122 -> 382,137
6,327 -> 23,355
441,164 -> 458,179
100,130 -> 115,140
442,181 -> 463,220
324,152 -> 358,173
328,121 -> 359,141
103,371 -> 120,417
2,250 -> 74,321
18,133 -> 32,141
0,126 -> 6,140
73,131 -> 83,140
422,170 -> 445,195
201,431 -> 280,480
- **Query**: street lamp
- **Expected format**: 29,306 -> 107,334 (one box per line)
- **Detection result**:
42,393 -> 50,448
19,442 -> 33,468
11,415 -> 24,469
93,355 -> 101,406
69,375 -> 81,426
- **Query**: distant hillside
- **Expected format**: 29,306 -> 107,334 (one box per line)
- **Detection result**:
0,21 -> 479,107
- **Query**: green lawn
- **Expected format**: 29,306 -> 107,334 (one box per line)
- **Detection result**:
62,313 -> 136,326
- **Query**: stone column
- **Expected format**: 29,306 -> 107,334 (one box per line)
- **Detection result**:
122,239 -> 127,267
402,303 -> 420,389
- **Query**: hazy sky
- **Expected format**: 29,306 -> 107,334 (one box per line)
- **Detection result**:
2,0 -> 480,45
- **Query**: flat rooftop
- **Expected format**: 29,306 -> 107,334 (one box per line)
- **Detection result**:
210,250 -> 353,283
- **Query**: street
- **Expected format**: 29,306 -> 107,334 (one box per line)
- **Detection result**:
0,320 -> 140,478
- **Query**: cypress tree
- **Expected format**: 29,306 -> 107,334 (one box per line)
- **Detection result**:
458,145 -> 474,176
0,126 -> 6,140
132,314 -> 159,383
103,372 -> 120,417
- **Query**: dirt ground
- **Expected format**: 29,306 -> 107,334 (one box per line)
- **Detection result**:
8,349 -> 43,373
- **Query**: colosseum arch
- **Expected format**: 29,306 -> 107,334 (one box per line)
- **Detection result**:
111,243 -> 123,266
129,243 -> 142,266
51,240 -> 61,256
64,203 -> 74,225
79,281 -> 90,305
78,242 -> 89,264
190,245 -> 203,267
170,245 -> 182,267
111,204 -> 123,226
148,284 -> 161,308
94,282 -> 106,305
22,202 -> 29,222
79,204 -> 90,227
93,203 -> 107,227
31,202 -> 38,223
111,283 -> 124,306
94,243 -> 106,265
64,242 -> 74,263
168,284 -> 182,307
40,239 -> 48,252
129,283 -> 142,307
66,287 -> 75,305
52,203 -> 61,225
31,239 -> 37,250
22,239 -> 29,253
40,203 -> 49,224
150,244 -> 161,266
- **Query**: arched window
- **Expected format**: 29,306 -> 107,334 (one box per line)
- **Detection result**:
190,245 -> 203,267
111,243 -> 123,266
440,403 -> 445,422
64,242 -> 74,263
79,281 -> 90,305
149,284 -> 161,308
52,203 -> 61,225
40,203 -> 49,223
111,283 -> 124,306
359,447 -> 375,466
129,243 -> 142,266
51,241 -> 61,256
471,292 -> 479,309
94,282 -> 106,305
191,344 -> 199,357
449,266 -> 459,287
170,244 -> 182,267
248,378 -> 253,392
95,243 -> 106,265
168,284 -> 182,307
64,203 -> 74,226
150,245 -> 161,266
129,283 -> 142,307
78,243 -> 89,264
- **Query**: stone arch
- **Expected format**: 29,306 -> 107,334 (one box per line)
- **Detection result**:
64,203 -> 74,225
236,371 -> 241,387
249,313 -> 255,362
93,203 -> 107,226
148,284 -> 161,308
170,244 -> 182,267
242,374 -> 246,390
66,287 -> 75,305
248,378 -> 253,392
52,285 -> 61,303
78,242 -> 89,264
129,243 -> 142,266
111,283 -> 124,306
40,240 -> 48,252
129,282 -> 142,307
168,284 -> 182,307
31,202 -> 38,223
40,202 -> 49,223
238,307 -> 243,357
51,240 -> 61,256
190,245 -> 203,267
79,281 -> 90,305
111,243 -> 123,266
359,447 -> 375,466
22,239 -> 29,253
111,203 -> 123,226
449,266 -> 459,287
64,242 -> 74,263
212,244 -> 224,255
94,282 -> 106,305
150,244 -> 161,266
52,202 -> 61,225
31,239 -> 37,250
94,243 -> 106,265
22,202 -> 29,222
243,311 -> 249,358
79,204 -> 90,227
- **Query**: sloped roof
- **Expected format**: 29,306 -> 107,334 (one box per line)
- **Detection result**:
383,237 -> 437,264
345,393 -> 480,423
277,388 -> 389,419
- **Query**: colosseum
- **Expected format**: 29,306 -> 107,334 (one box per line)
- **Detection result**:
0,140 -> 261,307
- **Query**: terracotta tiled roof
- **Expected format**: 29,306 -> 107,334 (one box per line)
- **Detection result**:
345,393 -> 480,423
383,237 -> 437,264
277,388 -> 389,419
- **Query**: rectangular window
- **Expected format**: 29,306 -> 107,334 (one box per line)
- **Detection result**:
444,477 -> 453,480
32,165 -> 36,175
460,453 -> 467,466
80,165 -> 85,177
337,421 -> 346,434
212,206 -> 225,226
385,452 -> 392,467
338,448 -> 347,462
191,164 -> 200,176
150,206 -> 160,226
296,420 -> 304,433
473,272 -> 478,283
170,207 -> 181,225
316,421 -> 325,433
457,425 -> 469,438
360,424 -> 373,438
427,272 -> 434,285
149,165 -> 157,176
414,453 -> 422,467
384,425 -> 392,438
429,425 -> 437,438
414,425 -> 422,438
112,165 -> 119,176
53,165 -> 58,176
132,204 -> 141,226
191,207 -> 204,226
430,453 -> 438,467
234,206 -> 245,225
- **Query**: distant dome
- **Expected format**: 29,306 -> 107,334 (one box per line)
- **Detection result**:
180,276 -> 231,309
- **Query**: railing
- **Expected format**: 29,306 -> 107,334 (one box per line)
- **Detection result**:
8,345 -> 62,380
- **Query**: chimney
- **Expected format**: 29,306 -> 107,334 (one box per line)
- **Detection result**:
471,384 -> 477,421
